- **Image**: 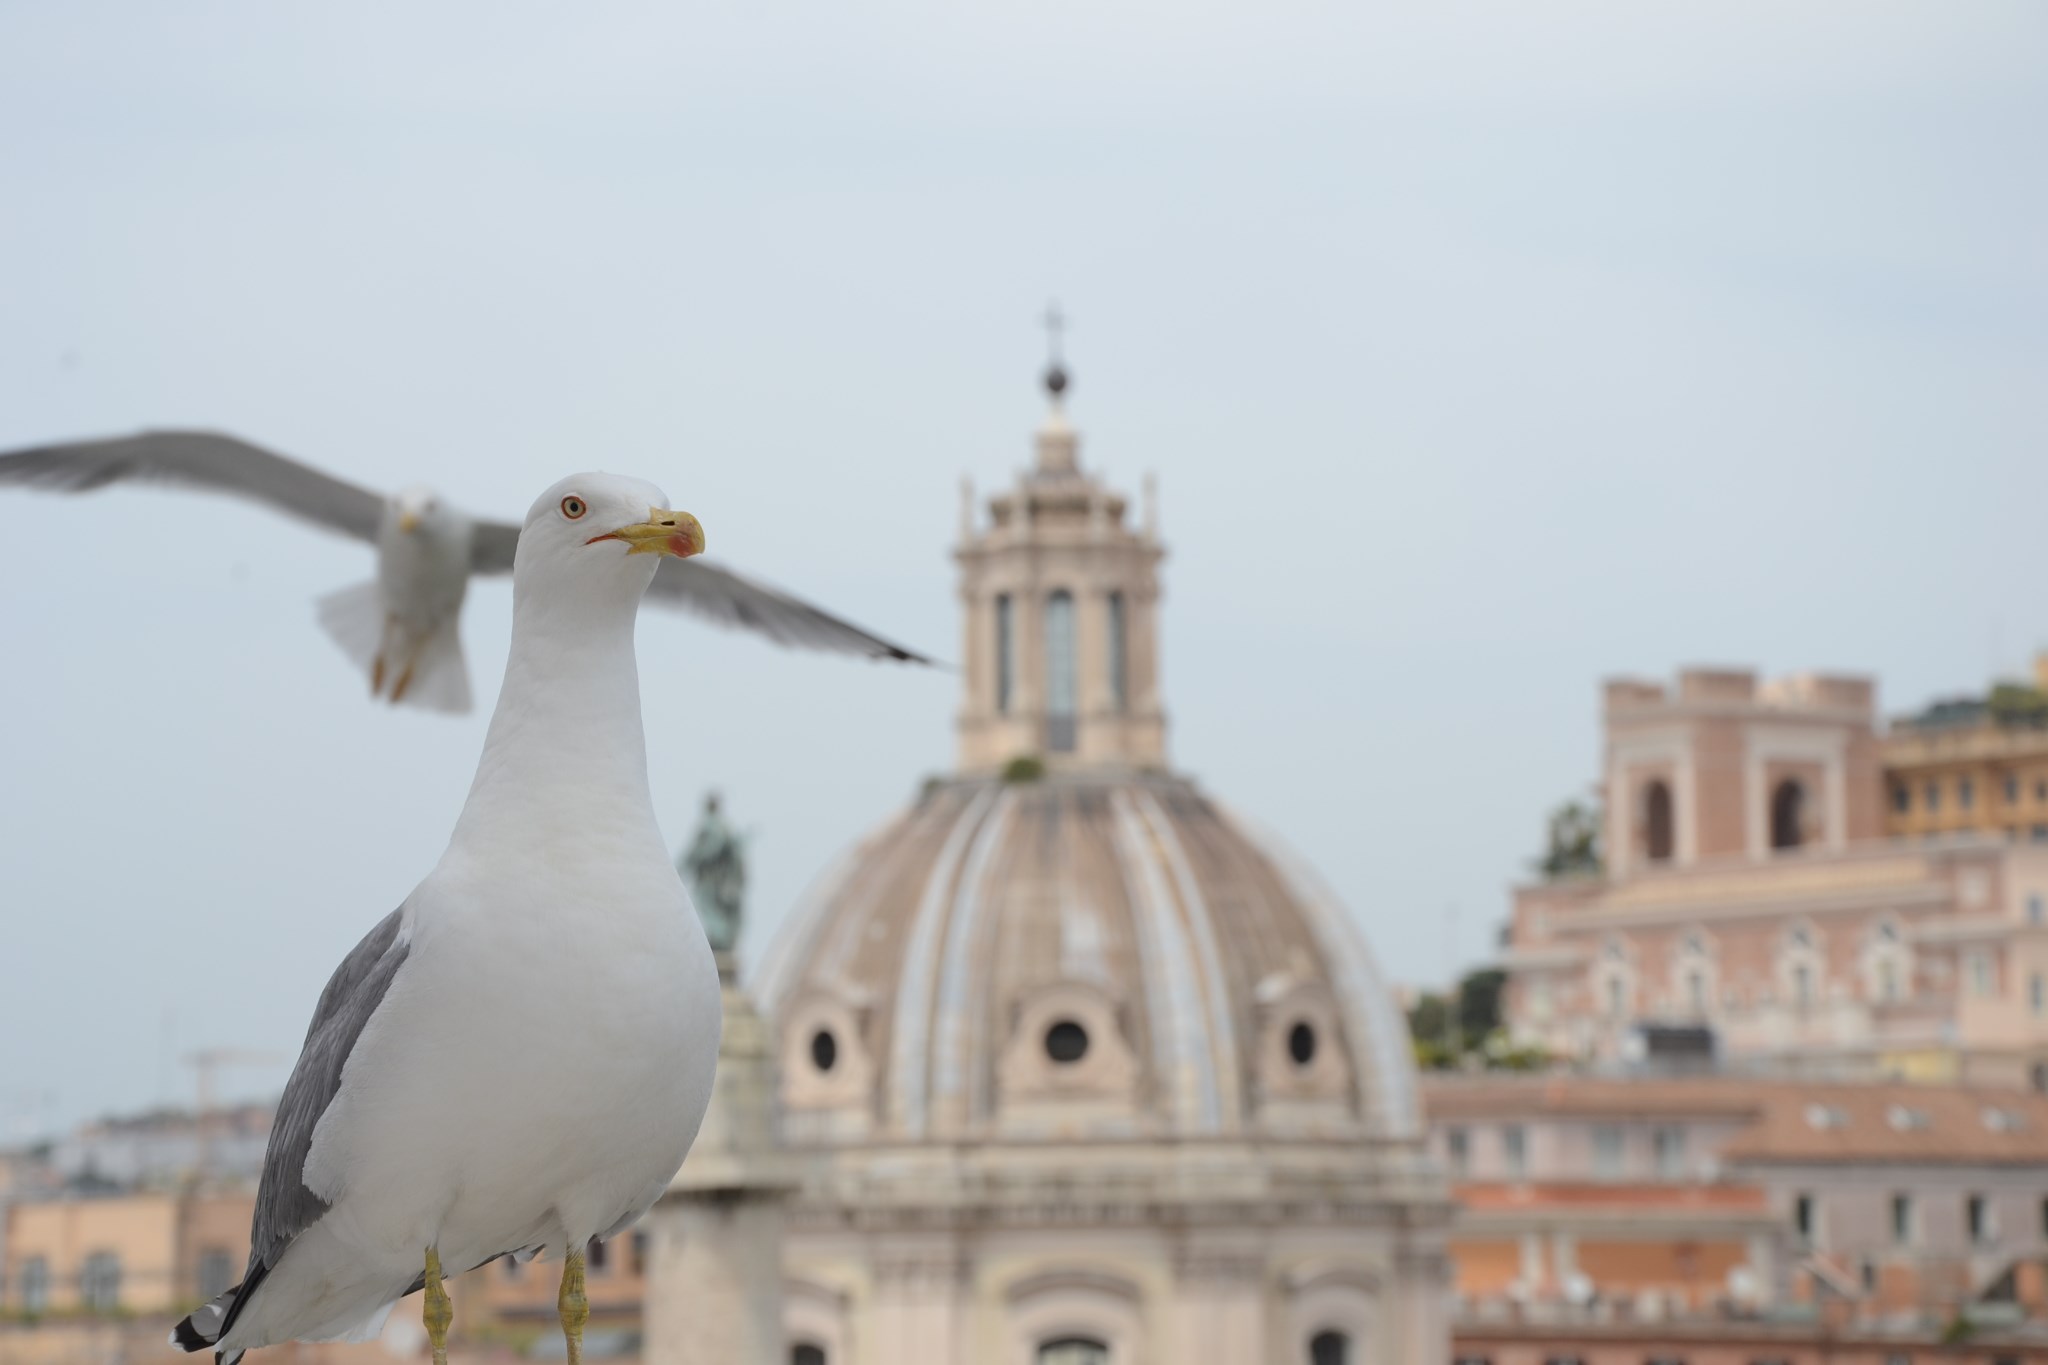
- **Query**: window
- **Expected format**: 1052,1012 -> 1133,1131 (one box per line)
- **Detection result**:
1794,1193 -> 1816,1244
80,1251 -> 121,1312
2039,1196 -> 2048,1239
1310,1331 -> 1350,1365
1044,1019 -> 1089,1064
196,1248 -> 235,1301
1878,958 -> 1899,1002
1961,776 -> 1976,810
2007,775 -> 2021,805
1968,1193 -> 1991,1244
1652,1126 -> 1686,1180
18,1256 -> 48,1315
2035,825 -> 2048,842
1044,590 -> 1077,752
1893,784 -> 1911,814
1970,952 -> 1996,998
1607,976 -> 1626,1017
1687,970 -> 1707,1016
2040,778 -> 2048,802
1771,779 -> 1805,850
1038,1339 -> 1108,1365
1794,964 -> 1814,1009
1891,1193 -> 1914,1245
2029,894 -> 2045,926
2034,1063 -> 2048,1095
1926,780 -> 1941,812
1287,1021 -> 1317,1066
587,1237 -> 608,1274
1592,1124 -> 1624,1180
1503,1124 -> 1528,1180
2032,974 -> 2045,1017
1445,1126 -> 1470,1178
1106,590 -> 1128,712
810,1028 -> 839,1073
1644,781 -> 1674,862
994,594 -> 1014,714
630,1230 -> 647,1276
792,1346 -> 828,1365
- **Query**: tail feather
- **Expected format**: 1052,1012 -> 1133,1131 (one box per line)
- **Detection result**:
390,621 -> 471,714
315,581 -> 470,714
315,580 -> 384,673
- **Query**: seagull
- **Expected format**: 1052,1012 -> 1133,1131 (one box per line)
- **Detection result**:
173,472 -> 724,1365
0,430 -> 928,711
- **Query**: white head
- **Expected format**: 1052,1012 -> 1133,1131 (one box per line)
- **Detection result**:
391,484 -> 459,537
511,472 -> 706,609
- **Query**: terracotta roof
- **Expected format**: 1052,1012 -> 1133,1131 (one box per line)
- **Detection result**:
1422,1075 -> 1765,1121
1422,1075 -> 2048,1165
1721,1083 -> 2048,1165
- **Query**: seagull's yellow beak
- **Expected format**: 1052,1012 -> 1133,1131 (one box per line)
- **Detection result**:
397,510 -> 422,534
586,508 -> 705,559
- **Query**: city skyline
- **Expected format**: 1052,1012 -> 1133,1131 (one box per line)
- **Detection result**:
2,2 -> 2045,1134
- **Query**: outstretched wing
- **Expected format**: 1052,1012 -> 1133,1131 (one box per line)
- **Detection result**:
184,908 -> 411,1351
0,430 -> 386,543
647,557 -> 930,662
469,517 -> 929,664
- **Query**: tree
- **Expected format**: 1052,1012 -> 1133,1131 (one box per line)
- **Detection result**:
1536,799 -> 1603,880
1457,968 -> 1506,1039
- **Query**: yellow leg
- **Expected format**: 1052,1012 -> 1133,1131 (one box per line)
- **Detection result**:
558,1247 -> 589,1365
422,1247 -> 453,1365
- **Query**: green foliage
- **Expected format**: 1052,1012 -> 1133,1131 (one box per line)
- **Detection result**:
1536,799 -> 1603,880
1987,682 -> 2048,729
1001,754 -> 1047,783
1406,972 -> 1548,1072
1458,968 -> 1506,1038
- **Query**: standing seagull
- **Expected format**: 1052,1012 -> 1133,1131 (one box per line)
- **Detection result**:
0,430 -> 928,711
173,473 -> 723,1365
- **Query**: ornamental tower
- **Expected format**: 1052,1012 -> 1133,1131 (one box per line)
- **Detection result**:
953,322 -> 1167,772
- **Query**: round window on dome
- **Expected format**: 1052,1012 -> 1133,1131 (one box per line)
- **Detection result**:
1287,1021 -> 1317,1067
810,1028 -> 839,1073
1044,1019 -> 1090,1065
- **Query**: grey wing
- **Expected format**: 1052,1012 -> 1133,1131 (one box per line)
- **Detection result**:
646,556 -> 932,663
245,907 -> 410,1276
469,515 -> 930,662
468,518 -> 521,575
0,430 -> 386,543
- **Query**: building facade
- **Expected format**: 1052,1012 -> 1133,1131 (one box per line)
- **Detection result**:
1884,655 -> 2048,846
1427,1074 -> 2048,1363
1505,668 -> 2048,1087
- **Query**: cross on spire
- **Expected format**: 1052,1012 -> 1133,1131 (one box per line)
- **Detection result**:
1040,300 -> 1070,400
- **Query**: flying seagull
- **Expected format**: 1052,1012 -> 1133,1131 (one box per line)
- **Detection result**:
0,430 -> 928,711
173,472 -> 723,1365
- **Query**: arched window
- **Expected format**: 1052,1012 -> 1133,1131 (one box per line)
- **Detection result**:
995,594 -> 1015,714
791,1345 -> 828,1365
1771,779 -> 1806,850
1310,1330 -> 1351,1365
18,1256 -> 49,1315
1044,590 -> 1077,752
80,1251 -> 121,1312
196,1248 -> 235,1301
1106,591 -> 1128,712
1038,1339 -> 1109,1365
1643,781 -> 1674,862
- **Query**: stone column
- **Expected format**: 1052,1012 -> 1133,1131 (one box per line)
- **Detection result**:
643,956 -> 797,1365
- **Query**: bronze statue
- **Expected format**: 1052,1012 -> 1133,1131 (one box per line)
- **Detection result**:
680,792 -> 746,954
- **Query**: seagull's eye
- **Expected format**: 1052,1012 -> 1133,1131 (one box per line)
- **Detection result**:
560,496 -> 588,520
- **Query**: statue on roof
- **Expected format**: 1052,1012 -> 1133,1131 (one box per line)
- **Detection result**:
680,792 -> 746,955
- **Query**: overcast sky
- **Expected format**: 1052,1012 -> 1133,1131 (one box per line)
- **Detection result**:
1,3 -> 2042,1135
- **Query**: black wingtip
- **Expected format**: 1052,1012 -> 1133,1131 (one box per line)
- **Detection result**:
172,1315 -> 211,1353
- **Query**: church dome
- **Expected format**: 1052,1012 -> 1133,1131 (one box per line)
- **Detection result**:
755,356 -> 1418,1151
756,769 -> 1419,1145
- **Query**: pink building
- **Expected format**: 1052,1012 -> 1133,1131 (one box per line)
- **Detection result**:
1505,668 -> 2048,1088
